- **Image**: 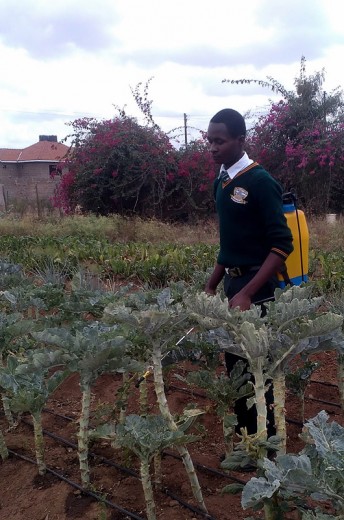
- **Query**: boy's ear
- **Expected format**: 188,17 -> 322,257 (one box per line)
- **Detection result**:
238,135 -> 245,144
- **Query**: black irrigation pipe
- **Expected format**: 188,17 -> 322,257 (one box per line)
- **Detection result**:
160,488 -> 216,520
7,449 -> 145,520
286,417 -> 303,427
167,383 -> 343,411
43,407 -> 77,421
21,416 -> 138,478
162,450 -> 246,485
309,379 -> 338,388
304,396 -> 341,408
20,417 -> 217,520
42,408 -> 247,485
167,383 -> 207,399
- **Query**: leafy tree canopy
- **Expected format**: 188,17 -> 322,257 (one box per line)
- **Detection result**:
55,80 -> 215,221
223,57 -> 344,214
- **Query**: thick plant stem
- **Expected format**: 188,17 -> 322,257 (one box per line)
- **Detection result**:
222,413 -> 236,458
118,373 -> 129,425
78,384 -> 91,489
338,352 -> 344,412
263,493 -> 281,520
0,429 -> 8,460
300,392 -> 305,424
1,394 -> 15,429
254,358 -> 268,460
139,377 -> 149,417
140,459 -> 156,520
273,371 -> 286,454
153,453 -> 162,489
32,412 -> 46,475
152,345 -> 207,513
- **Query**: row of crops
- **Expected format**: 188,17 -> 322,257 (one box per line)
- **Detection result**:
0,234 -> 344,292
0,245 -> 343,519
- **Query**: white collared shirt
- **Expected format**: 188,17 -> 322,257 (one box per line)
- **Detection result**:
219,152 -> 254,179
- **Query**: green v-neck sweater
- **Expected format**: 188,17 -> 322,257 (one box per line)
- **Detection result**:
214,163 -> 293,267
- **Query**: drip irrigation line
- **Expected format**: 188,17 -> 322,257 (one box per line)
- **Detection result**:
43,407 -> 76,421
162,488 -> 216,520
21,416 -> 142,478
7,449 -> 145,520
162,450 -> 246,485
170,368 -> 339,393
169,381 -> 342,408
41,408 -> 247,485
167,383 -> 207,399
19,417 -> 217,519
309,379 -> 338,388
286,418 -> 303,427
305,396 -> 341,408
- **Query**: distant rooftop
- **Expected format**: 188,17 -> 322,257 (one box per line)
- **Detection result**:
0,136 -> 70,162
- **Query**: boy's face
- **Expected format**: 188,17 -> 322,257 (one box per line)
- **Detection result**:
207,122 -> 245,169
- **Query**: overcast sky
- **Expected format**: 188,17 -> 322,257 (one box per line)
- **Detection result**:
1,0 -> 343,148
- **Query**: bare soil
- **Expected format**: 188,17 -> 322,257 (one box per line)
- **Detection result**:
0,350 -> 342,520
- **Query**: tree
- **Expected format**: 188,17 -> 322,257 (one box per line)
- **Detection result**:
54,81 -> 216,221
223,57 -> 344,213
54,115 -> 177,217
165,138 -> 216,220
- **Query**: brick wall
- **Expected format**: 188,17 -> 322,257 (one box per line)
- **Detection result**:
0,162 -> 61,204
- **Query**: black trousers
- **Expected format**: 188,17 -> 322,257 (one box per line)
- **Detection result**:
224,271 -> 278,437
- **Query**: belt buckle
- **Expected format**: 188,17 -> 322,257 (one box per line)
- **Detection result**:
226,266 -> 242,277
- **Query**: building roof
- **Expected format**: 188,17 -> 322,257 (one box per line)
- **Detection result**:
0,149 -> 20,161
0,139 -> 70,163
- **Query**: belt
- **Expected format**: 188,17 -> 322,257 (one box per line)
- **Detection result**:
225,265 -> 261,278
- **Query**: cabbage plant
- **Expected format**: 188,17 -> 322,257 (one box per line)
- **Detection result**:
286,360 -> 318,422
326,294 -> 344,411
116,414 -> 198,520
185,286 -> 343,458
0,311 -> 36,428
179,360 -> 253,457
0,355 -> 68,474
103,288 -> 208,513
33,323 -> 141,488
242,411 -> 344,519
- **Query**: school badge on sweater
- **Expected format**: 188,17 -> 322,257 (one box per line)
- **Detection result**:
230,187 -> 248,204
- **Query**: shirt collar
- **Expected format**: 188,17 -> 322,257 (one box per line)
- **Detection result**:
219,152 -> 254,180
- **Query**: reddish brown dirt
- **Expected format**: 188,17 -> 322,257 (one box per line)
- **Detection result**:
0,351 -> 342,520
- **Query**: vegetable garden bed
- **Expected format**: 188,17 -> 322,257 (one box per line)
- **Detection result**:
0,247 -> 343,520
0,348 -> 342,520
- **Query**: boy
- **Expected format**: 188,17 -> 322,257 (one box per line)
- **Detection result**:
205,108 -> 293,437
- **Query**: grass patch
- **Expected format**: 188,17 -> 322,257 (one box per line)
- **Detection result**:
0,213 -> 343,251
309,216 -> 344,252
0,214 -> 220,245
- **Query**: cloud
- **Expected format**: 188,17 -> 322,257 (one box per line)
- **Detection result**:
0,0 -> 120,58
120,30 -> 333,70
117,0 -> 342,69
0,0 -> 343,150
8,110 -> 75,124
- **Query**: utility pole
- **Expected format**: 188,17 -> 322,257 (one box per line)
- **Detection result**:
183,113 -> 188,148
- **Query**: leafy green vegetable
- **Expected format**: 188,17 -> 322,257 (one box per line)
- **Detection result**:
0,356 -> 68,474
242,411 -> 344,518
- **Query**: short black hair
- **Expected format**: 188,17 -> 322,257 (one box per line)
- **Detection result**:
210,109 -> 246,138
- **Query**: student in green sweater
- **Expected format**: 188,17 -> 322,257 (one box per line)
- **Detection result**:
205,108 -> 293,438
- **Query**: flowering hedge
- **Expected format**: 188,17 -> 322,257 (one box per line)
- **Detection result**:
246,101 -> 344,213
54,116 -> 216,221
226,57 -> 344,214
